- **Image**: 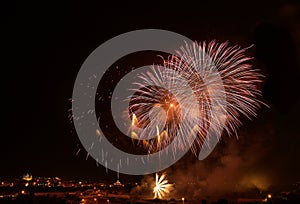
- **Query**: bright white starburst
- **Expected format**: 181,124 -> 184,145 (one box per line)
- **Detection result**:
153,173 -> 172,199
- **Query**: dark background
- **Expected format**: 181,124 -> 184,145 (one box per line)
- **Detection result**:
2,1 -> 300,185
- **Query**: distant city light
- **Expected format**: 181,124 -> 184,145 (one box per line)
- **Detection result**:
22,173 -> 32,181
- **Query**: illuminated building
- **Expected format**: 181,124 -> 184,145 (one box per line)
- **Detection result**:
22,173 -> 32,181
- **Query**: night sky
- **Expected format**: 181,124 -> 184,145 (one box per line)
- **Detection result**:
3,1 -> 300,187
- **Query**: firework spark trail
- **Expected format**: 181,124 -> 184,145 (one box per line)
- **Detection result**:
129,41 -> 265,155
129,68 -> 202,154
153,173 -> 173,199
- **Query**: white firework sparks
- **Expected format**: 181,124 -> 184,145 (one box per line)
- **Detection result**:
129,41 -> 265,154
153,173 -> 173,199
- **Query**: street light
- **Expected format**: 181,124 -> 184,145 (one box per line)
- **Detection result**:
182,197 -> 185,204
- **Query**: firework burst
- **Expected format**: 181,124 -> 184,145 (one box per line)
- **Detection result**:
153,173 -> 173,199
129,41 -> 265,154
